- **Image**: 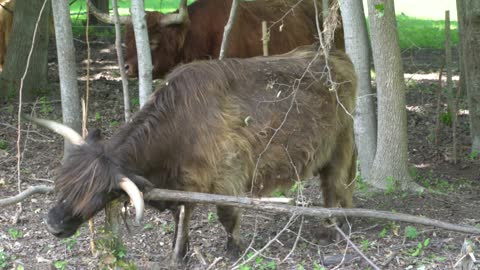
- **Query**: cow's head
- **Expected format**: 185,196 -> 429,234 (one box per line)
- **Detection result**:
26,117 -> 149,238
87,0 -> 190,79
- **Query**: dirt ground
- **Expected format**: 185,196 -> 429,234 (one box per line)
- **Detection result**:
0,34 -> 479,270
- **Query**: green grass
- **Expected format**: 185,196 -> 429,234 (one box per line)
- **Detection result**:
68,0 -> 459,50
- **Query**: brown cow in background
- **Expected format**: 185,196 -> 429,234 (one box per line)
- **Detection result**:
31,44 -> 357,263
88,0 -> 345,79
0,0 -> 14,72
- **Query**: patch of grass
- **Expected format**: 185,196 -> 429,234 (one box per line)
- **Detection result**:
405,225 -> 419,239
8,228 -> 22,240
396,14 -> 459,49
54,260 -> 68,270
0,249 -> 8,268
384,176 -> 397,195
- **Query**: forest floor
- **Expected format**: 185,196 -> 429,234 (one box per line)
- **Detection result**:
0,37 -> 479,270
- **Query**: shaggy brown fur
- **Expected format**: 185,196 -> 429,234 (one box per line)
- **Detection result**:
0,0 -> 14,72
123,0 -> 345,79
46,44 -> 357,261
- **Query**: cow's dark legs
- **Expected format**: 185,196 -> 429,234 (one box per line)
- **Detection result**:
171,204 -> 193,265
217,205 -> 244,257
317,143 -> 356,240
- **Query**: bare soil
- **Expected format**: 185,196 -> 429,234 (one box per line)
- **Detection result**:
0,36 -> 479,270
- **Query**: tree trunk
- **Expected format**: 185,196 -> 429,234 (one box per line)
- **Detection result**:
51,0 -> 82,159
457,0 -> 480,154
130,0 -> 152,107
366,0 -> 420,191
339,0 -> 377,181
0,0 -> 51,103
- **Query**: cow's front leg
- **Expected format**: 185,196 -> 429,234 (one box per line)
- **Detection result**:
171,204 -> 193,266
217,205 -> 244,257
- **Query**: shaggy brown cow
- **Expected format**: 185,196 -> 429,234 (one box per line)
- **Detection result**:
0,0 -> 14,72
88,0 -> 345,79
34,44 -> 357,263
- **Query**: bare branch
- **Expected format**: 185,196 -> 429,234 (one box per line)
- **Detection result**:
0,185 -> 54,207
144,189 -> 480,235
219,0 -> 239,59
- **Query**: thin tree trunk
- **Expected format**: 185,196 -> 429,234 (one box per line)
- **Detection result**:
112,0 -> 130,122
130,0 -> 152,107
366,0 -> 421,191
89,0 -> 108,25
457,0 -> 480,154
51,0 -> 82,159
0,0 -> 51,102
219,0 -> 239,60
339,0 -> 377,181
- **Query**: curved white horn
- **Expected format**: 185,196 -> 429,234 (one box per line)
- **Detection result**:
25,115 -> 85,146
119,177 -> 145,224
160,0 -> 189,26
87,0 -> 130,25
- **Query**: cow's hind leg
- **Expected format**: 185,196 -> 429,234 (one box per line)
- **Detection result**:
171,204 -> 193,266
317,143 -> 356,240
217,205 -> 244,257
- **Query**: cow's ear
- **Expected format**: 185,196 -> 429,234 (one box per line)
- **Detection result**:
85,128 -> 102,143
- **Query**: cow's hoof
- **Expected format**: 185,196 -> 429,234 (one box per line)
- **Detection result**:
226,238 -> 246,259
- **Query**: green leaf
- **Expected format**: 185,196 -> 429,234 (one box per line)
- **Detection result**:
404,226 -> 418,239
374,4 -> 385,17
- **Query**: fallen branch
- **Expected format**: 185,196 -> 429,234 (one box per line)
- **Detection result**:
144,189 -> 480,235
0,185 -> 54,207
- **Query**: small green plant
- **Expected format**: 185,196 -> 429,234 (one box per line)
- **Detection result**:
39,96 -> 54,115
410,238 -> 430,257
361,239 -> 370,251
94,112 -> 102,121
162,222 -> 174,233
239,265 -> 251,270
270,189 -> 286,197
290,181 -> 305,193
143,223 -> 155,231
469,150 -> 479,160
385,176 -> 397,195
0,249 -> 8,268
405,226 -> 418,240
379,227 -> 388,238
0,140 -> 7,150
297,263 -> 305,270
54,260 -> 68,270
132,97 -> 140,106
8,228 -> 22,240
110,120 -> 120,127
355,174 -> 369,193
440,111 -> 453,126
313,262 -> 326,270
207,212 -> 218,223
62,231 -> 80,250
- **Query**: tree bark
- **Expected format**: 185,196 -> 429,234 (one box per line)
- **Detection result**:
130,0 -> 152,107
366,0 -> 420,191
339,0 -> 377,181
0,0 -> 51,102
457,0 -> 480,154
219,0 -> 239,60
51,0 -> 82,159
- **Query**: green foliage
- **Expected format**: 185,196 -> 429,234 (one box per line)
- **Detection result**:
8,228 -> 22,240
162,222 -> 174,233
270,189 -> 286,197
469,150 -> 479,160
94,111 -> 102,121
207,212 -> 218,223
410,238 -> 430,257
0,249 -> 8,268
440,111 -> 453,126
396,14 -> 459,49
143,223 -> 155,231
95,228 -> 137,269
361,239 -> 370,251
110,120 -> 119,127
62,231 -> 80,250
54,260 -> 68,270
404,226 -> 419,239
131,97 -> 140,107
384,176 -> 397,195
39,96 -> 54,115
290,181 -> 305,193
379,227 -> 388,238
374,4 -> 385,17
313,262 -> 326,270
0,140 -> 7,150
240,252 -> 277,270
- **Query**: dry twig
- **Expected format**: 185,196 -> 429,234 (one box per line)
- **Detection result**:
0,185 -> 54,207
